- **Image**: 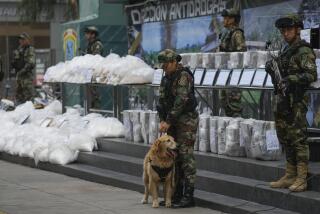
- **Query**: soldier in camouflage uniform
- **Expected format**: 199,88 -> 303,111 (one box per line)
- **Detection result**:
266,15 -> 317,192
11,33 -> 35,105
219,9 -> 246,117
157,49 -> 198,208
84,26 -> 104,55
84,26 -> 104,108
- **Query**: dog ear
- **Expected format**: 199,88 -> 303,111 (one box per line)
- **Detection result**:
152,139 -> 161,154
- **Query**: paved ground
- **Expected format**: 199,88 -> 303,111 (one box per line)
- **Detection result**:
0,160 -> 224,214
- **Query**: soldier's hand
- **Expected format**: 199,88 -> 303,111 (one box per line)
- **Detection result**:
265,60 -> 273,74
282,75 -> 299,84
159,121 -> 170,133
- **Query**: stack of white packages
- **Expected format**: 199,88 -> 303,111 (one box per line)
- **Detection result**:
240,119 -> 255,158
0,101 -> 125,165
149,111 -> 159,144
225,118 -> 246,157
199,114 -> 211,152
140,111 -> 151,144
217,117 -> 231,155
44,54 -> 154,85
123,110 -> 133,141
250,121 -> 282,160
132,110 -> 143,142
209,117 -> 219,153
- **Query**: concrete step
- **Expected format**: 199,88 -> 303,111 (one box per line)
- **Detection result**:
0,152 -> 299,214
77,150 -> 320,214
97,138 -> 320,191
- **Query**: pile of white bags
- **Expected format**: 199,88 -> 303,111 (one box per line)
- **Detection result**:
44,54 -> 154,85
199,115 -> 210,152
0,100 -> 125,165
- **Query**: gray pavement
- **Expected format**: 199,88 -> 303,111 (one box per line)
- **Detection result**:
0,160 -> 223,214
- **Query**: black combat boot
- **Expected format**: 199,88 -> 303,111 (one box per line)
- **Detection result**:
172,183 -> 195,208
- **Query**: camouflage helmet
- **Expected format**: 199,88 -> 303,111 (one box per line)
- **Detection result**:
275,14 -> 304,29
156,49 -> 181,68
221,9 -> 240,18
18,32 -> 31,40
84,26 -> 99,35
158,49 -> 181,63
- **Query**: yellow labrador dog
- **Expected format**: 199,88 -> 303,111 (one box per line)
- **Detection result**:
142,135 -> 177,208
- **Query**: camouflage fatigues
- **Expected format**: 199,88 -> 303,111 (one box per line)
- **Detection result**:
219,26 -> 245,117
11,45 -> 35,104
85,38 -> 104,108
271,40 -> 317,165
86,39 -> 104,56
157,62 -> 199,188
219,26 -> 247,52
220,89 -> 242,117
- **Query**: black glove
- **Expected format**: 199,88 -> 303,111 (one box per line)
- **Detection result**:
265,60 -> 273,74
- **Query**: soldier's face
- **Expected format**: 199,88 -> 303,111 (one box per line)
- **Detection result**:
223,17 -> 235,27
19,38 -> 29,47
280,27 -> 300,44
162,61 -> 177,74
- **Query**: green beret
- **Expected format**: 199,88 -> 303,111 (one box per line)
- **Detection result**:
275,14 -> 304,29
221,9 -> 240,18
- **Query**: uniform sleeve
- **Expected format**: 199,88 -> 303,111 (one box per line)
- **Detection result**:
295,48 -> 317,85
166,72 -> 192,124
19,47 -> 35,75
92,41 -> 104,55
157,78 -> 167,121
231,30 -> 247,52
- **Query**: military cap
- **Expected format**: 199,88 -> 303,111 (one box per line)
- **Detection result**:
275,14 -> 304,29
221,9 -> 240,17
84,26 -> 99,35
18,32 -> 31,40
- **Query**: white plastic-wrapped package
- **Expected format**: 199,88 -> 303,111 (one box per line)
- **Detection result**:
87,117 -> 125,138
140,111 -> 150,144
123,110 -> 133,141
199,115 -> 210,152
217,117 -> 231,155
250,120 -> 282,161
131,110 -> 143,142
149,111 -> 159,144
209,117 -> 219,153
240,119 -> 255,158
45,100 -> 62,115
68,133 -> 97,152
194,128 -> 199,151
225,120 -> 246,157
34,146 -> 50,165
48,144 -> 79,165
257,51 -> 268,68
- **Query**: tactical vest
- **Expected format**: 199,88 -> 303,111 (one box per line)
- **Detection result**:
86,39 -> 103,55
219,28 -> 244,52
279,40 -> 315,103
162,67 -> 198,115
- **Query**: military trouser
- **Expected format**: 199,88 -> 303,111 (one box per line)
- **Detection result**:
16,77 -> 35,105
275,99 -> 309,165
167,112 -> 199,188
220,89 -> 242,117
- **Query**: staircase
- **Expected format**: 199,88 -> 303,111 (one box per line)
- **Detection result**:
1,138 -> 320,214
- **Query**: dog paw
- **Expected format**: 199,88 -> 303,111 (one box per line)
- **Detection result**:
165,202 -> 171,208
152,201 -> 159,208
141,199 -> 148,204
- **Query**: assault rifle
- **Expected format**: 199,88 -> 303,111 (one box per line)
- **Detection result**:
266,41 -> 287,96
